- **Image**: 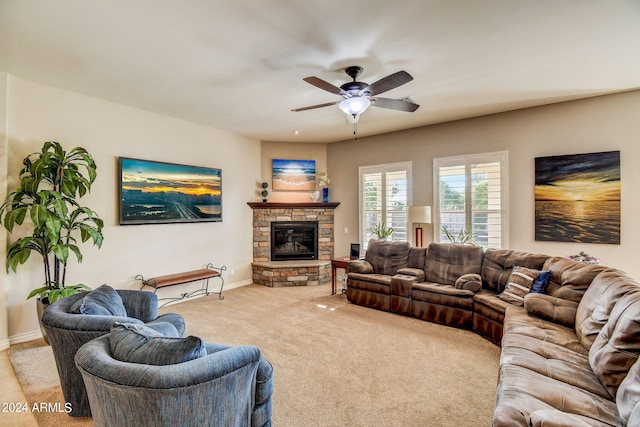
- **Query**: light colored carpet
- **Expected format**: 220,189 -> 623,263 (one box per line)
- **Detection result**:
9,283 -> 501,426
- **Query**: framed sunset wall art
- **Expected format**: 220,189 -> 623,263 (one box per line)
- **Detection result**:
272,159 -> 316,191
119,157 -> 222,225
534,151 -> 620,244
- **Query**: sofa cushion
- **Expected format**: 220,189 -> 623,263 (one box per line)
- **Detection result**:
500,345 -> 610,399
70,284 -> 127,317
576,269 -> 640,351
617,355 -> 640,426
498,266 -> 539,306
482,249 -> 550,292
412,283 -> 475,310
493,364 -> 619,427
542,257 -> 609,303
109,322 -> 206,366
528,409 -> 608,427
524,293 -> 578,327
425,243 -> 483,285
407,247 -> 427,270
502,308 -> 588,357
473,291 -> 512,322
590,292 -> 640,398
530,270 -> 551,293
364,239 -> 410,275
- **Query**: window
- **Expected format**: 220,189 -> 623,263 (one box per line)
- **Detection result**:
359,162 -> 412,249
433,152 -> 508,249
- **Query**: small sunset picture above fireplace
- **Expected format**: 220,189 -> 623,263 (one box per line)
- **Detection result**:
272,159 -> 316,191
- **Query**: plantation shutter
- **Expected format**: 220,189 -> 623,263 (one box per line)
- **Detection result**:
471,161 -> 503,249
359,162 -> 411,249
434,152 -> 508,249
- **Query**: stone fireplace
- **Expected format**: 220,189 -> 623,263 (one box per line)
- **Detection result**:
248,202 -> 339,287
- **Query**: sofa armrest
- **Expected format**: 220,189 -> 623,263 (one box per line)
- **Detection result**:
347,260 -> 374,274
454,273 -> 482,293
391,274 -> 418,298
524,293 -> 578,327
396,267 -> 425,282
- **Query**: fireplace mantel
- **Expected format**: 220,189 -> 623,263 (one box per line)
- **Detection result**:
247,202 -> 340,209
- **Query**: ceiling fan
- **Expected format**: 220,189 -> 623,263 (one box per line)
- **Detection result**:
292,66 -> 420,117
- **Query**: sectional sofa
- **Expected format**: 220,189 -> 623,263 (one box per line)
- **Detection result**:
346,239 -> 640,426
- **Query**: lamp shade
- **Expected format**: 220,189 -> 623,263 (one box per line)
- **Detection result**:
339,97 -> 371,116
408,206 -> 431,224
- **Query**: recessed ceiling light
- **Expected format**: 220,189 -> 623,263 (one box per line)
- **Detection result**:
293,130 -> 300,135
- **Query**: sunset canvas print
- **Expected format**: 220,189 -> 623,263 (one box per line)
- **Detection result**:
119,157 -> 222,224
535,151 -> 620,244
272,159 -> 316,191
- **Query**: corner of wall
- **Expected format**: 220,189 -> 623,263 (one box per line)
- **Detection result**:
0,72 -> 10,347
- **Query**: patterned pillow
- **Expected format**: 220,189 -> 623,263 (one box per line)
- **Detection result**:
499,266 -> 540,306
70,284 -> 127,317
109,323 -> 206,366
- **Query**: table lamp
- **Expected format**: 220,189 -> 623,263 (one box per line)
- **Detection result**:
408,206 -> 431,247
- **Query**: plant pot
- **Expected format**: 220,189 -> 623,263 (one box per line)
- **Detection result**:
36,298 -> 50,345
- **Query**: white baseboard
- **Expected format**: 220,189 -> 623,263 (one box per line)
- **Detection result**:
0,337 -> 11,351
9,330 -> 43,346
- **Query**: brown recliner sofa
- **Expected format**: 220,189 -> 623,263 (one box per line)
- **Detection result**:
346,240 -> 426,312
345,240 -> 640,426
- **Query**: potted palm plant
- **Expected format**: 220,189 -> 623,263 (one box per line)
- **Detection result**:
0,141 -> 104,339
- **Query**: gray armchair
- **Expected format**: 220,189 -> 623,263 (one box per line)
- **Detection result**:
41,288 -> 186,417
75,334 -> 274,427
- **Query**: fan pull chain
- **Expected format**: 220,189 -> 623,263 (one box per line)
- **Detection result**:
353,118 -> 358,141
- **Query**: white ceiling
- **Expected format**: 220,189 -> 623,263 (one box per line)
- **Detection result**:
2,0 -> 640,143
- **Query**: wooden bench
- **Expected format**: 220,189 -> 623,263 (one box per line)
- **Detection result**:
136,263 -> 226,306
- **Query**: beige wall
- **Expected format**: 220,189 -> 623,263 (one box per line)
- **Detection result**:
3,76 -> 261,342
327,90 -> 640,278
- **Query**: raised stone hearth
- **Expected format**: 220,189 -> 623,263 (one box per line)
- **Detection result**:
248,202 -> 339,287
252,260 -> 331,287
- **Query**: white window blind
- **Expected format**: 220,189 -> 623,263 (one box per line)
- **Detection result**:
359,162 -> 411,249
434,152 -> 508,249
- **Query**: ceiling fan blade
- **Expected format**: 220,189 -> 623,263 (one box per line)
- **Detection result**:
359,71 -> 413,96
303,76 -> 348,96
291,101 -> 338,112
371,97 -> 420,112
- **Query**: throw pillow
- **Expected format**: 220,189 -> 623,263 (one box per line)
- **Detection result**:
70,284 -> 127,317
499,266 -> 539,306
531,270 -> 552,293
109,322 -> 206,366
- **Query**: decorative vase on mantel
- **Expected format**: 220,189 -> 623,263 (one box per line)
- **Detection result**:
318,168 -> 330,203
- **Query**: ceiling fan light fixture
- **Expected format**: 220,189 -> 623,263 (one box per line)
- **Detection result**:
339,97 -> 371,116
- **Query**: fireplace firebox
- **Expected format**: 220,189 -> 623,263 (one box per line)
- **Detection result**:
271,221 -> 318,261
